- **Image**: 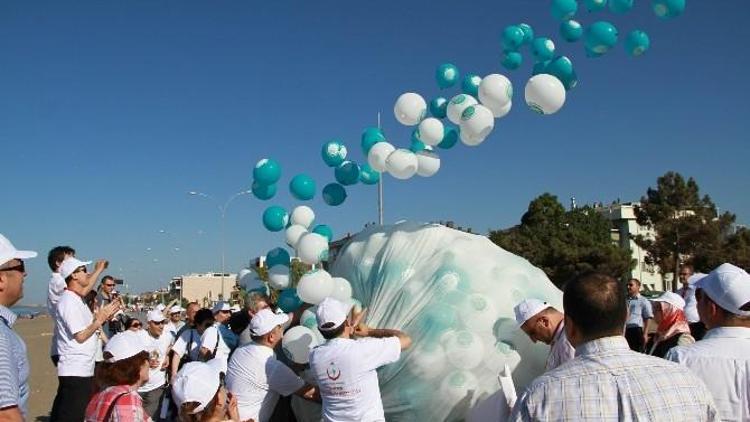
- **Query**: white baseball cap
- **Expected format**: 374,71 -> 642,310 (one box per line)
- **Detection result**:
651,291 -> 686,310
696,263 -> 750,316
156,303 -> 166,312
169,305 -> 184,314
59,257 -> 92,279
0,234 -> 37,267
104,331 -> 148,363
171,361 -> 223,414
316,297 -> 353,331
514,298 -> 550,327
211,301 -> 231,314
249,308 -> 289,336
147,309 -> 166,323
688,273 -> 707,286
230,304 -> 241,313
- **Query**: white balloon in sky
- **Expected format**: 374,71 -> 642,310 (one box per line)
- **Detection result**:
367,142 -> 396,173
296,232 -> 329,265
330,277 -> 353,302
297,269 -> 335,305
416,150 -> 440,177
525,74 -> 566,115
478,74 -> 513,114
290,206 -> 315,229
417,118 -> 444,146
385,149 -> 419,180
394,92 -> 427,126
267,265 -> 290,290
446,94 -> 478,125
285,224 -> 308,249
459,104 -> 494,146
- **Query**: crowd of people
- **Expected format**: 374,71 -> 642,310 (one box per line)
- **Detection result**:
1,231 -> 749,421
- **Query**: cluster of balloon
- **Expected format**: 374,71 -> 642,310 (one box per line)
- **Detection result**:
251,158 -> 281,201
281,206 -> 330,265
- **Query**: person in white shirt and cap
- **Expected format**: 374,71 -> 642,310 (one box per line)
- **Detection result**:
226,308 -> 317,422
170,302 -> 201,383
199,302 -> 233,372
677,264 -> 708,340
667,263 -> 750,421
167,305 -> 186,340
0,234 -> 37,421
51,256 -> 121,422
172,360 -> 240,421
645,291 -> 695,358
514,298 -> 575,371
138,309 -> 174,420
309,297 -> 411,422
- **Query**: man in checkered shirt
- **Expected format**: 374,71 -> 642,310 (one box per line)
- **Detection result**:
510,272 -> 718,421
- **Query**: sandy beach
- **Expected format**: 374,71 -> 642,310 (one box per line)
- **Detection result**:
15,316 -> 56,422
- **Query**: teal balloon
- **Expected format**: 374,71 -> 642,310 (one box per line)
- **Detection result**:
266,247 -> 291,268
609,0 -> 633,13
436,63 -> 460,89
585,21 -> 618,56
560,19 -> 583,42
518,23 -> 534,45
501,25 -> 525,51
532,37 -> 556,61
277,289 -> 303,312
532,60 -> 550,75
585,0 -> 607,12
545,56 -> 578,91
551,0 -> 578,21
361,127 -> 386,155
461,73 -> 481,97
289,174 -> 316,201
652,0 -> 685,19
429,97 -> 448,119
438,125 -> 459,149
585,44 -> 605,58
322,183 -> 347,206
334,161 -> 360,186
501,50 -> 523,70
321,140 -> 347,168
253,158 -> 281,185
312,224 -> 334,242
625,30 -> 650,57
358,163 -> 380,185
262,206 -> 289,232
251,181 -> 276,200
410,129 -> 426,153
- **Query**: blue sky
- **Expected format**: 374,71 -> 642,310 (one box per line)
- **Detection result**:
2,1 -> 748,304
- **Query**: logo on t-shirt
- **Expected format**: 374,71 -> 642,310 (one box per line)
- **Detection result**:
326,362 -> 341,381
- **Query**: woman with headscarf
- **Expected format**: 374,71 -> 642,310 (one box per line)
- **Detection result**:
647,291 -> 696,358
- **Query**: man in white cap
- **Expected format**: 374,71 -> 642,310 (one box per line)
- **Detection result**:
677,264 -> 708,340
0,234 -> 37,420
309,297 -> 411,422
166,305 -> 185,340
172,360 -> 239,421
199,301 -> 233,372
170,302 -> 200,382
50,256 -> 121,422
514,298 -> 575,371
226,308 -> 317,422
138,309 -> 173,420
667,263 -> 750,420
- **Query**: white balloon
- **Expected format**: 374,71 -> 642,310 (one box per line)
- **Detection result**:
393,92 -> 427,126
297,269 -> 334,305
330,277 -> 353,301
267,265 -> 290,290
417,118 -> 444,146
385,149 -> 418,180
459,293 -> 498,330
411,345 -> 448,380
285,225 -> 308,249
488,100 -> 512,119
300,306 -> 318,329
459,104 -> 495,146
236,268 -> 252,283
439,370 -> 479,402
478,74 -> 513,112
525,74 -> 566,115
367,142 -> 396,173
290,206 -> 315,229
296,233 -> 329,265
237,270 -> 265,291
416,150 -> 440,177
282,326 -> 319,364
446,94 -> 478,125
444,330 -> 485,370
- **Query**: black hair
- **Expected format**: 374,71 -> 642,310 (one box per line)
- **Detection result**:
101,275 -> 114,284
564,272 -> 627,340
319,322 -> 346,340
194,308 -> 215,328
48,246 -> 75,271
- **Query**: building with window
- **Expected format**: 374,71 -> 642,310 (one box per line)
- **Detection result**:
169,272 -> 238,307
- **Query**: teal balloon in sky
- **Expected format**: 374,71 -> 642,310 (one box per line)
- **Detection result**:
461,73 -> 481,97
584,0 -> 607,12
560,19 -> 583,42
551,0 -> 578,21
532,60 -> 551,75
312,224 -> 334,242
334,161 -> 360,186
429,97 -> 448,119
518,23 -> 534,45
253,158 -> 281,185
322,183 -> 347,206
438,125 -> 459,149
262,206 -> 289,232
359,163 -> 380,185
545,56 -> 578,91
532,37 -> 556,62
436,63 -> 460,89
361,127 -> 386,155
266,247 -> 291,268
585,21 -> 618,56
501,50 -> 523,70
625,30 -> 650,57
251,181 -> 276,200
321,140 -> 347,168
410,129 -> 426,153
609,0 -> 634,13
652,0 -> 686,19
501,25 -> 525,51
277,289 -> 303,312
289,174 -> 316,201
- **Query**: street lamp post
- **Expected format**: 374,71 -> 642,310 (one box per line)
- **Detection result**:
188,189 -> 252,301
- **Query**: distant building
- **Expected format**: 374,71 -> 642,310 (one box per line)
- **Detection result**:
170,272 -> 238,307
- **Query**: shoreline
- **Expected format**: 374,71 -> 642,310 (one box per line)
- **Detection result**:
15,315 -> 56,421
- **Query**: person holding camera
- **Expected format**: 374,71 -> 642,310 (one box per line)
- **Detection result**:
97,275 -> 124,338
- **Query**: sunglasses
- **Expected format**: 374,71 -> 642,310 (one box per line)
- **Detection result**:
104,284 -> 116,287
131,323 -> 142,328
151,320 -> 167,325
0,260 -> 25,273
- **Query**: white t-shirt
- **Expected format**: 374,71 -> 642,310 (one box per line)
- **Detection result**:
309,337 -> 401,422
172,328 -> 201,362
167,321 -> 185,341
201,323 -> 231,373
47,273 -> 66,356
226,343 -> 305,422
55,290 -> 97,377
138,329 -> 173,392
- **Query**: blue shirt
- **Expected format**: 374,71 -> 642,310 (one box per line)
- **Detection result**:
626,294 -> 653,328
0,305 -> 29,417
